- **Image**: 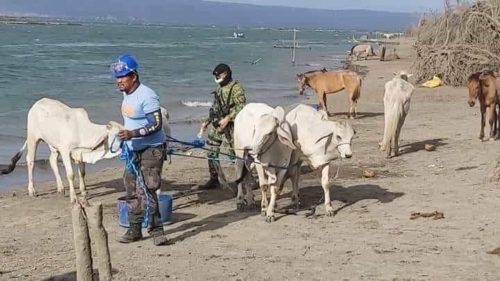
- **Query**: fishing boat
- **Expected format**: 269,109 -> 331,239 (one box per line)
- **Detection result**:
233,31 -> 245,38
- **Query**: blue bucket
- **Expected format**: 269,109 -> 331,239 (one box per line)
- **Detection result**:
117,193 -> 173,228
158,192 -> 173,224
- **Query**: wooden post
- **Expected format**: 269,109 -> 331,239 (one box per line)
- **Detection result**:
72,203 -> 93,281
380,45 -> 386,61
87,203 -> 113,281
292,29 -> 297,66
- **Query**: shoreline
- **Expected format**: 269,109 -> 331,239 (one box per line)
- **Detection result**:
2,37 -> 500,280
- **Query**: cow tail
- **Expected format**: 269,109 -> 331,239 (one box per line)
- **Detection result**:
382,103 -> 403,150
1,141 -> 27,175
234,149 -> 251,184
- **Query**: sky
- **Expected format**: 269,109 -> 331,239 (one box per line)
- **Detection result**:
206,0 -> 445,13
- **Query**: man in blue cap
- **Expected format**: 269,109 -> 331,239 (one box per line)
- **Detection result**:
110,54 -> 169,246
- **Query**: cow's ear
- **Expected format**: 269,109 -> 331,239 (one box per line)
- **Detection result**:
277,121 -> 296,149
272,106 -> 285,123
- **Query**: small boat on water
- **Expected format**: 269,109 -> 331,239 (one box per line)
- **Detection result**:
233,31 -> 245,38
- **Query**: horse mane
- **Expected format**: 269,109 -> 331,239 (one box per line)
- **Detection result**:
349,44 -> 359,55
481,70 -> 496,78
468,72 -> 481,83
302,68 -> 328,76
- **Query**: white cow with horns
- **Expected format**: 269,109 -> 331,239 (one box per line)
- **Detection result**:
234,103 -> 355,222
1,98 -> 171,203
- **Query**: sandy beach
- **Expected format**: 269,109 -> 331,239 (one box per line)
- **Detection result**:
1,38 -> 500,281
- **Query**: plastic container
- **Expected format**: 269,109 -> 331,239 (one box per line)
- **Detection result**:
117,193 -> 173,228
157,191 -> 173,224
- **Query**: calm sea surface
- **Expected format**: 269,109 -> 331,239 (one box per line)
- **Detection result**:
0,22 -> 354,189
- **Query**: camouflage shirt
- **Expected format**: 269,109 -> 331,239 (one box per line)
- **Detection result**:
209,80 -> 246,124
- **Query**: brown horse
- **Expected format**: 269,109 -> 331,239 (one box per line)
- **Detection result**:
467,71 -> 500,141
297,69 -> 362,118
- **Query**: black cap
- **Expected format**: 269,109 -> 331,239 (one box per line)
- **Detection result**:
212,63 -> 231,76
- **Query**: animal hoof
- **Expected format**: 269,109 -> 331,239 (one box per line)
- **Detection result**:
265,215 -> 275,223
326,210 -> 336,217
236,203 -> 245,212
246,204 -> 258,212
293,202 -> 302,210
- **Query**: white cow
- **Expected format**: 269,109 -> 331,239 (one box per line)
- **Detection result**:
379,71 -> 415,158
233,103 -> 296,222
3,98 -> 123,202
235,103 -> 355,220
3,98 -> 171,202
349,44 -> 375,61
285,104 -> 355,216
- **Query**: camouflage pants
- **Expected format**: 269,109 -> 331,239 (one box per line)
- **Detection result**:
206,125 -> 234,179
123,145 -> 165,227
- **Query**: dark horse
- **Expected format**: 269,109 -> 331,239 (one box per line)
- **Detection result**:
467,70 -> 500,141
297,69 -> 362,118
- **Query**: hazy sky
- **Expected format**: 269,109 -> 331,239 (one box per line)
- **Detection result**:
206,0 -> 445,13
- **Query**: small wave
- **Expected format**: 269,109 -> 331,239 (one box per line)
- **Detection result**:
181,101 -> 212,107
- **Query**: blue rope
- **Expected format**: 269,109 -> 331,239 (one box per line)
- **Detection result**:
164,135 -> 290,170
119,141 -> 151,228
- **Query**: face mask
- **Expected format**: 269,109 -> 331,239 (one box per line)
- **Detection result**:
214,77 -> 224,84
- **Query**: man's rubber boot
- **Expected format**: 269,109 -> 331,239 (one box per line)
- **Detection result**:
119,223 -> 143,243
198,177 -> 220,190
150,227 -> 169,246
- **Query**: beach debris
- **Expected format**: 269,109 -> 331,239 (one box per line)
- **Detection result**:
487,247 -> 500,256
251,57 -> 262,65
410,211 -> 444,220
422,75 -> 444,88
425,144 -> 436,151
362,169 -> 376,178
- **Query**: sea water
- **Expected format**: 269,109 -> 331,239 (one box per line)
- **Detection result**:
0,22 -> 354,189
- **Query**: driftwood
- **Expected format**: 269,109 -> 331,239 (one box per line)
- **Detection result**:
413,0 -> 500,86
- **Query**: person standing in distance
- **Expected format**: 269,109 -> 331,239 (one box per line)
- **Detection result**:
199,63 -> 246,189
110,54 -> 168,246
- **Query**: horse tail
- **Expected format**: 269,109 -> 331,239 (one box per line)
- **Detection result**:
1,141 -> 27,175
352,76 -> 362,101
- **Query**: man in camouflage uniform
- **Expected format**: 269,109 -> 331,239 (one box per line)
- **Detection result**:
199,63 -> 246,189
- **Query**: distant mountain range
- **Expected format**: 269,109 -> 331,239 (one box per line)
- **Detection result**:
0,0 -> 419,30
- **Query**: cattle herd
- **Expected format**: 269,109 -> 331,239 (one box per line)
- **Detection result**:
1,69 -> 499,224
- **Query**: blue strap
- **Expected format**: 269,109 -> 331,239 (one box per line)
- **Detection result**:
119,141 -> 151,227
